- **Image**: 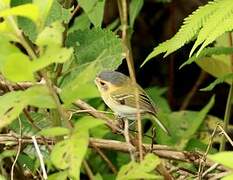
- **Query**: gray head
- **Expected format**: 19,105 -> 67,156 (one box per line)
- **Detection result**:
97,71 -> 128,86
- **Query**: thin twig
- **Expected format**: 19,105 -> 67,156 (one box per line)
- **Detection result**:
32,136 -> 47,180
218,125 -> 233,147
220,32 -> 233,151
197,125 -> 218,179
10,117 -> 22,180
123,118 -> 135,161
73,100 -> 124,134
83,160 -> 94,180
202,163 -> 219,178
180,70 -> 207,110
117,0 -> 143,162
91,143 -> 117,174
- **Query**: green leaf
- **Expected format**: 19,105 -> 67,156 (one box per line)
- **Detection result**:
68,13 -> 91,33
190,0 -> 233,56
0,91 -> 26,128
17,17 -> 38,42
0,4 -> 39,22
2,53 -> 34,82
179,47 -> 233,69
24,85 -> 56,108
196,57 -> 232,84
75,116 -> 105,131
0,150 -> 16,161
156,96 -> 215,149
129,0 -> 144,27
36,21 -> 64,47
61,28 -> 123,103
117,153 -> 162,180
33,0 -> 54,25
48,171 -> 68,180
200,73 -> 233,91
32,47 -> 73,71
0,85 -> 55,128
39,127 -> 70,137
222,173 -> 233,180
141,0 -> 220,66
208,152 -> 233,169
45,0 -> 71,26
51,131 -> 89,179
0,36 -> 20,70
10,112 -> 51,135
146,87 -> 171,113
79,0 -> 106,27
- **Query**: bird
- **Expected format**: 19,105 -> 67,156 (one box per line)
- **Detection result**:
94,70 -> 169,134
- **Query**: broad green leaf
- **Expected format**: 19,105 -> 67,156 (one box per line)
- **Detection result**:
33,0 -> 53,24
146,87 -> 171,113
68,13 -> 91,33
75,116 -> 105,131
17,17 -> 38,42
61,28 -> 123,103
117,153 -> 162,180
208,152 -> 233,169
36,22 -> 64,47
156,96 -> 215,149
0,36 -> 20,70
0,175 -> 6,180
0,91 -> 26,128
2,53 -> 34,82
32,47 -> 73,71
0,150 -> 16,161
10,112 -> 52,135
200,73 -> 233,91
0,85 -> 55,128
39,127 -> 70,137
129,0 -> 144,27
179,47 -> 233,69
51,131 -> 89,179
196,57 -> 232,84
66,28 -> 123,65
45,0 -> 71,26
24,85 -> 56,108
222,173 -> 233,180
2,0 -> 10,6
0,4 -> 39,22
79,0 -> 106,27
48,171 -> 68,180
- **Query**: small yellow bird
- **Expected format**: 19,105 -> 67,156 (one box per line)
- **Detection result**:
95,70 -> 169,134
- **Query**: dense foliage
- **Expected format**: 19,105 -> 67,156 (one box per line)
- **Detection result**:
0,0 -> 233,179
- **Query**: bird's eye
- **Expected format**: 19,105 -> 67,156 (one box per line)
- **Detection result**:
100,81 -> 106,86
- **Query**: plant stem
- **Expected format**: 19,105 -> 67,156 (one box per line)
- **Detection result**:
220,32 -> 233,151
117,0 -> 143,162
220,84 -> 233,151
7,16 -> 70,129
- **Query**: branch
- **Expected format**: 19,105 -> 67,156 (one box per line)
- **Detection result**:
0,134 -> 229,172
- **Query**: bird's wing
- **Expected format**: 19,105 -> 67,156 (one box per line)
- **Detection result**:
110,87 -> 156,114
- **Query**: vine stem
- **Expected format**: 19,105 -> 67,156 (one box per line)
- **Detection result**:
117,0 -> 143,162
220,32 -> 233,151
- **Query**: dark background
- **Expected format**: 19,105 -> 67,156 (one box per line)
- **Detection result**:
101,0 -> 228,120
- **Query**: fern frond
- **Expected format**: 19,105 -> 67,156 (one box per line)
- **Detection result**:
190,0 -> 233,56
141,0 -> 221,66
200,73 -> 233,91
180,47 -> 233,69
197,14 -> 233,55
